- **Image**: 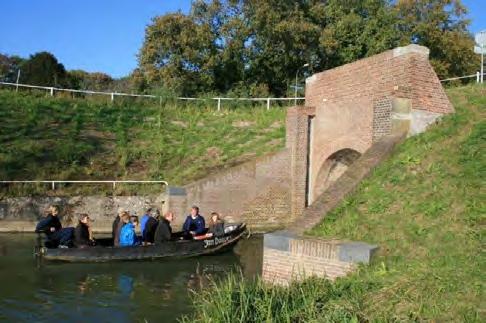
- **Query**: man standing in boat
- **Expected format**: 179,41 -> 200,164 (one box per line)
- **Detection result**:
182,206 -> 205,238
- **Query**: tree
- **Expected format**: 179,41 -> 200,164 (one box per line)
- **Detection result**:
139,13 -> 217,95
0,54 -> 24,83
395,0 -> 479,79
137,0 -> 477,96
20,52 -> 67,87
317,0 -> 399,67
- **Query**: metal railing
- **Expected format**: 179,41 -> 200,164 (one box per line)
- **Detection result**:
0,81 -> 305,111
0,180 -> 168,190
440,72 -> 485,83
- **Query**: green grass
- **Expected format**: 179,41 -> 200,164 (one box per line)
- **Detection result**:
184,84 -> 485,322
0,89 -> 286,196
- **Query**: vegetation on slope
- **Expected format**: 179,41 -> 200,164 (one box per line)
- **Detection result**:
185,85 -> 485,322
0,90 -> 285,195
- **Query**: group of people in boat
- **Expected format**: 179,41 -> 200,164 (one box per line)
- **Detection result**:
35,204 -> 225,249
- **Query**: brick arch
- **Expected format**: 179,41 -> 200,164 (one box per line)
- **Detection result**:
311,148 -> 362,203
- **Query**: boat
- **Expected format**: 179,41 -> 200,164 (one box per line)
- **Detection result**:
35,223 -> 248,262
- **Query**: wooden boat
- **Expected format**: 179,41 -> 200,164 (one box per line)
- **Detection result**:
35,223 -> 247,262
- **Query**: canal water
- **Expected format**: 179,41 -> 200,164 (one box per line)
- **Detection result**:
0,233 -> 262,322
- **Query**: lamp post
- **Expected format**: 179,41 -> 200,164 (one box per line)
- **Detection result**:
16,69 -> 21,92
475,30 -> 486,84
295,63 -> 310,105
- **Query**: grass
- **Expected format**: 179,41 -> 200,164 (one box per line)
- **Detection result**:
184,84 -> 485,322
0,89 -> 286,196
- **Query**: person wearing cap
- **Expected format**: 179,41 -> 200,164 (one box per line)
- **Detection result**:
74,213 -> 95,248
182,206 -> 206,238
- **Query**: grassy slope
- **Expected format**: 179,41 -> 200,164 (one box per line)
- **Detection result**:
0,90 -> 285,195
309,84 -> 485,320
186,85 -> 485,322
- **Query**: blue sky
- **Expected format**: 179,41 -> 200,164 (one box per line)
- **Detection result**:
0,0 -> 484,78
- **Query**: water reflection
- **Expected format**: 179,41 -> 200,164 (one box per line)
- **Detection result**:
0,233 -> 262,322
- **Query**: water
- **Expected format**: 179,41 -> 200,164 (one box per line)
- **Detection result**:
0,233 -> 262,322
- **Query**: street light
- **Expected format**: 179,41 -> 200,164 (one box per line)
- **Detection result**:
474,30 -> 486,84
295,63 -> 310,105
16,69 -> 21,92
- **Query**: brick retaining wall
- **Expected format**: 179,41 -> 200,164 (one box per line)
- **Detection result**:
262,231 -> 377,285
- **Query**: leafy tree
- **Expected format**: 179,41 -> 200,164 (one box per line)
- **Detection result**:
243,0 -> 322,95
192,0 -> 250,93
137,0 -> 477,96
395,0 -> 479,78
20,52 -> 67,87
318,0 -> 399,67
139,13 -> 217,95
0,54 -> 24,83
67,70 -> 114,91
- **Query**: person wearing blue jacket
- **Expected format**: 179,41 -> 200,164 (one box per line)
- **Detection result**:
119,214 -> 138,247
140,208 -> 152,241
182,206 -> 206,238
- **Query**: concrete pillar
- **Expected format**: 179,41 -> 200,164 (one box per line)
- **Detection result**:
391,97 -> 412,135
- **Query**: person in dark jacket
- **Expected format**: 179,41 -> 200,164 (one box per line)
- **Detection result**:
182,206 -> 205,238
155,212 -> 174,244
143,209 -> 159,245
112,208 -> 125,247
35,205 -> 73,247
140,208 -> 152,241
208,212 -> 225,237
74,214 -> 95,248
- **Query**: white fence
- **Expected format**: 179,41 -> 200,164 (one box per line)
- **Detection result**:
439,71 -> 485,83
0,180 -> 168,190
0,81 -> 305,111
1,72 -> 482,111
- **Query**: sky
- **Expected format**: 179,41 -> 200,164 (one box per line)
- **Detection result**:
0,0 -> 484,78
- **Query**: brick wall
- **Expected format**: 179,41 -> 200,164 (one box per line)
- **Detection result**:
178,150 -> 291,230
372,97 -> 393,141
295,44 -> 454,212
262,232 -> 377,285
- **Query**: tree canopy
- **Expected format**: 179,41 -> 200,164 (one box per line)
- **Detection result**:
19,52 -> 68,87
138,0 -> 479,96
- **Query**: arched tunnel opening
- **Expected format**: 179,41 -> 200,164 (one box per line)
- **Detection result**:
311,148 -> 362,203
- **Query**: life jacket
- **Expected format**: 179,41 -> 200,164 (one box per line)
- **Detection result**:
119,223 -> 136,246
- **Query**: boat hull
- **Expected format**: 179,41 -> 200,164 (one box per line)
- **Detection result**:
39,224 -> 247,262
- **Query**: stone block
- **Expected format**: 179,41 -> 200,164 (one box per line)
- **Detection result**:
391,117 -> 411,135
166,186 -> 187,196
392,97 -> 411,114
337,241 -> 379,264
393,44 -> 430,57
410,109 -> 443,135
263,230 -> 296,252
